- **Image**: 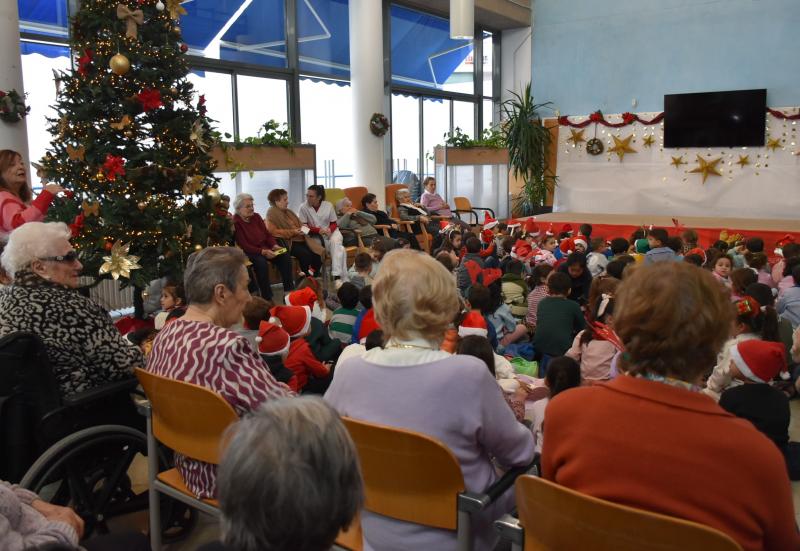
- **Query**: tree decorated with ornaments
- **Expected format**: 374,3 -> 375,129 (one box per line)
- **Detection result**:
39,0 -> 231,289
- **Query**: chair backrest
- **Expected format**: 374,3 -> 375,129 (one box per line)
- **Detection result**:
516,475 -> 742,551
384,183 -> 408,218
342,416 -> 465,530
344,186 -> 369,209
325,187 -> 346,208
453,197 -> 473,213
135,368 -> 239,465
0,332 -> 62,482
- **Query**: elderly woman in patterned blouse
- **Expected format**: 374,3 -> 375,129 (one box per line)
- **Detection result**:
0,222 -> 143,397
147,246 -> 293,499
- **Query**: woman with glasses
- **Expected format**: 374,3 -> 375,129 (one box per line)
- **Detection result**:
0,221 -> 143,398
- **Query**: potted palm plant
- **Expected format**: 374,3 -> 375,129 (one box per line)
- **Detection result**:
502,83 -> 556,215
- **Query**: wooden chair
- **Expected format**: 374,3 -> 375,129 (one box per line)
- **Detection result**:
384,183 -> 407,220
494,475 -> 742,551
135,368 -> 239,551
384,183 -> 444,253
337,416 -> 532,551
453,197 -> 495,227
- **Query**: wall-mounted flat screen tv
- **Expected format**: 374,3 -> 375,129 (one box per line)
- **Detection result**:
664,89 -> 766,148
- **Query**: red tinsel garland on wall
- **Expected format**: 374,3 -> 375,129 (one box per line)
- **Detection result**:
558,108 -> 800,128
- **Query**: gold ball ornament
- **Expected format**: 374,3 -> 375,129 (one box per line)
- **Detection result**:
170,87 -> 179,96
205,187 -> 221,204
194,244 -> 203,251
173,26 -> 182,36
96,171 -> 106,183
109,53 -> 131,76
124,129 -> 135,138
137,201 -> 147,211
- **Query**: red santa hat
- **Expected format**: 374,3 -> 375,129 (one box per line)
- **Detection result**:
270,305 -> 311,338
545,224 -> 555,237
482,268 -> 502,287
511,239 -> 533,260
480,229 -> 494,245
775,234 -> 796,256
458,311 -> 488,338
687,247 -> 707,264
730,340 -> 787,383
285,287 -> 317,309
440,220 -> 453,231
506,219 -> 522,230
357,308 -> 380,343
573,235 -> 588,251
525,218 -> 540,237
483,213 -> 498,230
561,224 -> 574,235
255,320 -> 290,357
559,237 -> 575,255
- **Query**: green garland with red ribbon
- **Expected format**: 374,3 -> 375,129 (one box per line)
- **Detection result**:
558,107 -> 800,128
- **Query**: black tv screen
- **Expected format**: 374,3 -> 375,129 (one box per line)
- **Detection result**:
664,89 -> 766,148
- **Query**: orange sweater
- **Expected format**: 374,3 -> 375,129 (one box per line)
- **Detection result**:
542,376 -> 799,551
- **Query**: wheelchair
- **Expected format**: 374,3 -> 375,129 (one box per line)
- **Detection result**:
0,331 -> 191,540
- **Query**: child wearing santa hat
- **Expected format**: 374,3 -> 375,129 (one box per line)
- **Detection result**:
270,305 -> 332,394
285,285 -> 340,363
718,340 -> 799,480
255,320 -> 295,386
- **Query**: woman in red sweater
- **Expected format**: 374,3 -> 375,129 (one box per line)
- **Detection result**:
233,193 -> 294,301
0,150 -> 65,235
542,262 -> 799,551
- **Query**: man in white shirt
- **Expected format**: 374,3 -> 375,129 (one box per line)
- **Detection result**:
297,185 -> 348,280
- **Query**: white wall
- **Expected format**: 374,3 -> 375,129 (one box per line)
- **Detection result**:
500,28 -> 531,104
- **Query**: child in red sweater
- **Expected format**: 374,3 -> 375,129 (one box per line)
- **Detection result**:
270,305 -> 332,394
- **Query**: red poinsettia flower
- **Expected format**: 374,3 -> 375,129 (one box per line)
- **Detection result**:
102,154 -> 126,181
198,94 -> 206,106
621,112 -> 636,124
77,49 -> 93,76
589,111 -> 603,123
136,88 -> 163,111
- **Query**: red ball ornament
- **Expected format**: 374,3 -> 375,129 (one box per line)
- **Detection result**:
180,43 -> 188,53
104,241 -> 114,251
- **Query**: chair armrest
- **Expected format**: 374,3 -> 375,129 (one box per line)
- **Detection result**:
136,399 -> 151,418
430,215 -> 449,221
494,514 -> 524,546
470,206 -> 496,218
457,458 -> 537,513
61,377 -> 139,408
397,221 -> 414,230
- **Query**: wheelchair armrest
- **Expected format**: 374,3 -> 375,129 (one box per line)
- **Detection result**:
457,458 -> 537,514
61,377 -> 139,408
494,514 -> 524,546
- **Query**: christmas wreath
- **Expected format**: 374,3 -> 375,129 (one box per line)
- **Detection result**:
0,89 -> 30,123
369,113 -> 390,137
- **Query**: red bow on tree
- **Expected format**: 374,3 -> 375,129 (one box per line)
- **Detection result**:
102,154 -> 126,181
77,49 -> 93,76
136,88 -> 163,111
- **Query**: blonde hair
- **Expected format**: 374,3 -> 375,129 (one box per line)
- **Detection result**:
372,249 -> 460,342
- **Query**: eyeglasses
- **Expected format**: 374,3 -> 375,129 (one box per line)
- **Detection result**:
39,251 -> 80,263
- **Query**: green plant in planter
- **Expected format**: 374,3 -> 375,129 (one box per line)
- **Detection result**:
426,127 -> 505,159
501,83 -> 556,215
216,120 -> 298,178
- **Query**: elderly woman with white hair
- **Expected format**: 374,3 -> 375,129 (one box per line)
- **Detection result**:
232,192 -> 294,300
147,246 -> 293,500
0,222 -> 143,397
325,249 -> 535,550
200,396 -> 362,551
335,196 -> 378,247
395,187 -> 441,247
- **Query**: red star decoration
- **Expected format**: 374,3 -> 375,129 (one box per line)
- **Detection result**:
102,154 -> 126,181
136,88 -> 163,111
77,49 -> 93,76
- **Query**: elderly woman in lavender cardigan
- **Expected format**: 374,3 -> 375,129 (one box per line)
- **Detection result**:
325,249 -> 534,551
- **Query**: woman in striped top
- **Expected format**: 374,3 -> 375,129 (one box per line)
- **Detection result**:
148,247 -> 293,499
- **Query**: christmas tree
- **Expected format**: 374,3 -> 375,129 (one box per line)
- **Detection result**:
39,0 -> 231,289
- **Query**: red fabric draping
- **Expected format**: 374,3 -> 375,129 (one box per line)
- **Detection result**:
558,108 -> 800,128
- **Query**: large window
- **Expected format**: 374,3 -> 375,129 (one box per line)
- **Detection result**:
391,94 -> 420,176
236,75 -> 289,138
187,70 -> 236,137
422,98 -> 449,179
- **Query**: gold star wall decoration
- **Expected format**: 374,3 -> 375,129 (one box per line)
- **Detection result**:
642,134 -> 655,147
670,155 -> 686,168
735,155 -> 750,168
567,129 -> 586,146
688,154 -> 723,184
766,137 -> 782,151
609,134 -> 637,161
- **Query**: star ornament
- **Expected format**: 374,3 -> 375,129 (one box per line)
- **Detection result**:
766,137 -> 782,151
567,129 -> 586,146
609,134 -> 637,161
100,241 -> 142,280
670,155 -> 686,168
688,154 -> 723,184
736,155 -> 750,168
642,134 -> 655,148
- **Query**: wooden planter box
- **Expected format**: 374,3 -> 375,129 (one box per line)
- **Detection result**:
210,143 -> 316,171
434,146 -> 509,166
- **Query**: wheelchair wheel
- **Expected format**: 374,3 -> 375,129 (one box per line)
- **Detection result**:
21,424 -> 152,537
